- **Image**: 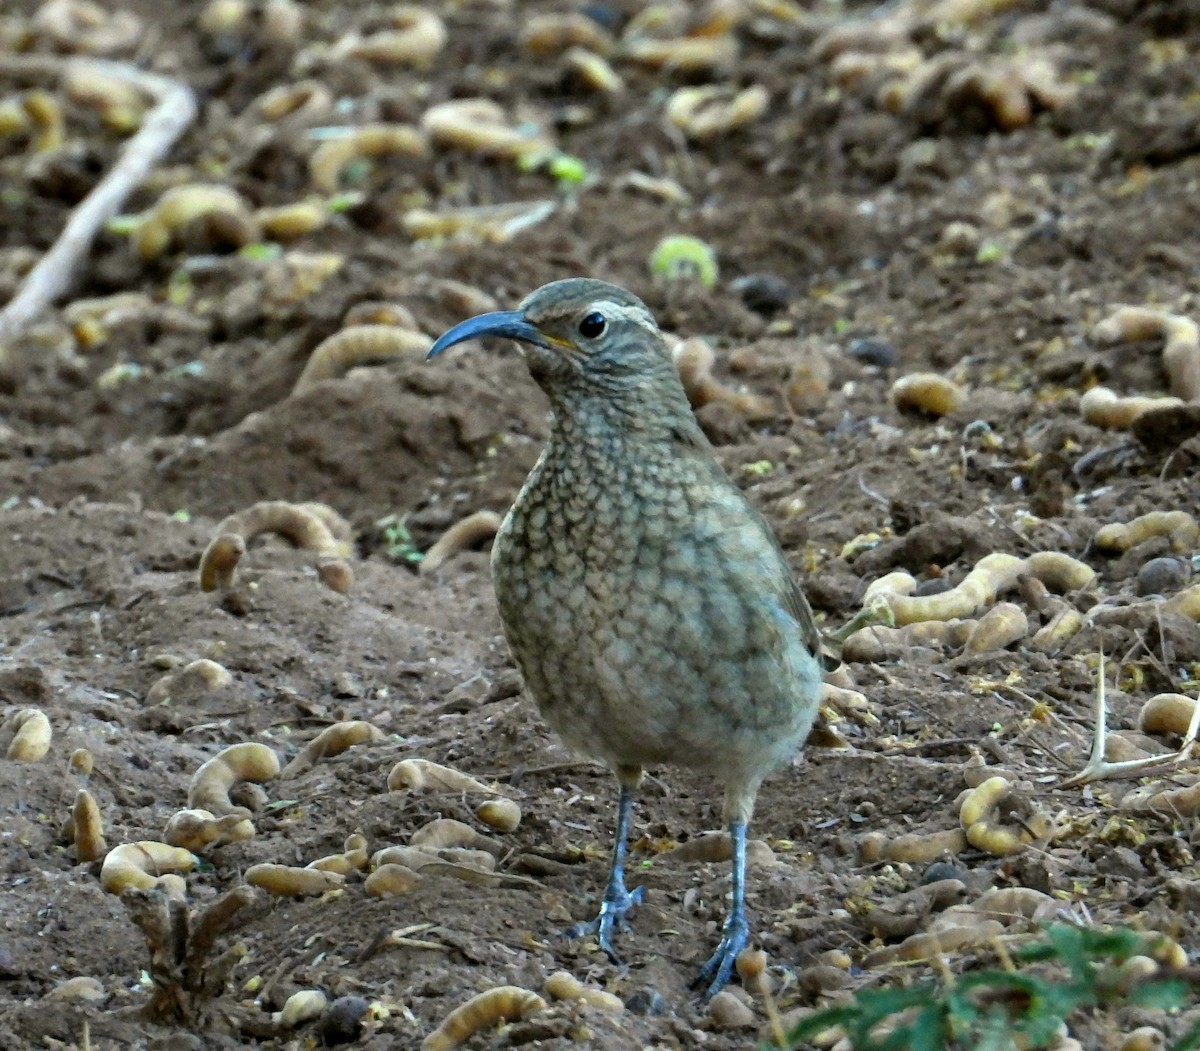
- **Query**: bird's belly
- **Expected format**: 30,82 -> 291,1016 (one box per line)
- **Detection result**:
493,534 -> 820,776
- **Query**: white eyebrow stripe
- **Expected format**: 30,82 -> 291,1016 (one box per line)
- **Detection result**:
591,300 -> 657,330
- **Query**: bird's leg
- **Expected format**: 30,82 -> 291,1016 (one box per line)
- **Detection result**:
567,773 -> 645,962
693,818 -> 750,999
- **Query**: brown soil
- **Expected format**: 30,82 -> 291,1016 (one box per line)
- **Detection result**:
2,0 -> 1200,1047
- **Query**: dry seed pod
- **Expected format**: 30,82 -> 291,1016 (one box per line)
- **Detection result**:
253,80 -> 333,123
1139,694 -> 1199,737
245,863 -> 345,897
1093,306 -> 1200,402
786,352 -> 833,415
475,798 -> 521,833
657,831 -> 776,867
564,48 -> 624,94
885,920 -> 1006,965
33,0 -> 141,54
72,789 -> 106,862
21,91 -> 65,153
666,85 -> 769,141
422,987 -> 547,1051
281,721 -> 384,777
188,742 -> 280,817
1080,386 -> 1184,429
294,326 -> 429,393
869,553 -> 1025,626
63,66 -> 149,132
5,708 -> 51,761
69,748 -> 93,776
543,971 -> 624,1012
134,184 -> 259,261
420,99 -> 553,160
521,13 -> 612,55
960,776 -> 1038,857
199,501 -> 354,591
386,758 -> 499,795
163,808 -> 254,852
1166,584 -> 1200,621
100,841 -> 196,894
420,511 -> 503,576
145,658 -> 231,705
343,301 -> 419,328
365,863 -> 423,897
277,989 -> 328,1028
316,558 -> 353,594
707,990 -> 756,1028
672,338 -> 774,421
372,845 -> 496,873
45,976 -> 107,1003
403,201 -> 557,244
892,373 -> 965,416
842,620 -> 975,663
1023,551 -> 1095,592
308,833 -> 370,874
970,887 -> 1054,923
621,34 -> 738,74
411,819 -> 502,855
1126,781 -> 1200,816
338,7 -> 447,68
963,602 -> 1028,654
1095,512 -> 1199,555
309,124 -> 428,193
198,534 -> 244,591
255,202 -> 325,241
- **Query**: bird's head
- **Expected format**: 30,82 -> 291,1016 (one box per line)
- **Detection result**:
427,278 -> 680,402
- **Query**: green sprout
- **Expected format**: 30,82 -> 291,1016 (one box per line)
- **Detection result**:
376,514 -> 423,565
975,241 -> 1006,264
516,150 -> 590,187
648,235 -> 719,287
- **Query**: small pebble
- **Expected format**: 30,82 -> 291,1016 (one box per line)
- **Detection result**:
624,987 -> 667,1016
319,995 -> 370,1046
730,273 -> 792,315
847,338 -> 897,368
1136,557 -> 1192,596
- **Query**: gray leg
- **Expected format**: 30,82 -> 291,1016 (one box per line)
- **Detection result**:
693,819 -> 750,999
568,782 -> 645,961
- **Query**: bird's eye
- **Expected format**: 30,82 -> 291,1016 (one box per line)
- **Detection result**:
578,311 -> 607,339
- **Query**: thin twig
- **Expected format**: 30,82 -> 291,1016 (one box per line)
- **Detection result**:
0,57 -> 196,353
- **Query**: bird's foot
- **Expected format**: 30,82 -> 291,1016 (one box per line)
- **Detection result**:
692,917 -> 749,1000
566,885 -> 646,963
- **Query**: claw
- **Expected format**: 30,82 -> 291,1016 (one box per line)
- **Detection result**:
566,885 -> 646,962
693,915 -> 749,1000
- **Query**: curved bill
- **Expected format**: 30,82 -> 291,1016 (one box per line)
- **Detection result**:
426,310 -> 549,359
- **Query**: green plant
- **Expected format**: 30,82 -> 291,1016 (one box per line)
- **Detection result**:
784,923 -> 1200,1051
376,514 -> 423,565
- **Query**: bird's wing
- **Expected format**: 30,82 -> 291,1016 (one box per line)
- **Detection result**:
671,427 -> 833,668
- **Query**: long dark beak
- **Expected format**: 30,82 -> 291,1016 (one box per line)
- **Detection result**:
426,310 -> 550,359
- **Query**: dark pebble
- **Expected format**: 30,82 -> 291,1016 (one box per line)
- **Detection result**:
922,861 -> 965,884
730,273 -> 793,315
625,987 -> 667,1015
319,995 -> 371,1045
847,338 -> 897,368
1137,556 -> 1192,596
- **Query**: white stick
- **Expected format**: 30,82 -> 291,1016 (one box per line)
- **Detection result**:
0,57 -> 197,351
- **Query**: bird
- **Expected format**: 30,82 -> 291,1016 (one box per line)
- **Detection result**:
426,278 -> 824,997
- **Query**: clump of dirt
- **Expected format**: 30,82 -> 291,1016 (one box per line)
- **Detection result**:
2,0 -> 1200,1047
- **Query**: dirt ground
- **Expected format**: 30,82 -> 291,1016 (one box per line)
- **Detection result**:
1,0 -> 1200,1047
